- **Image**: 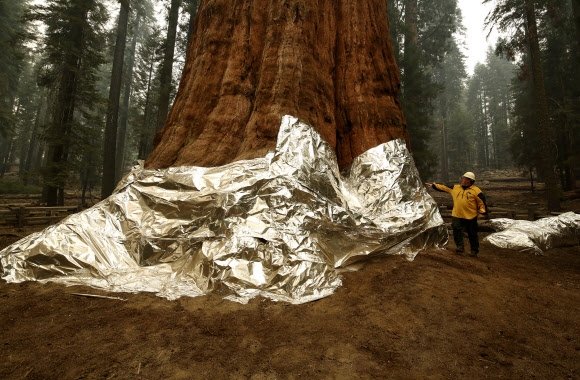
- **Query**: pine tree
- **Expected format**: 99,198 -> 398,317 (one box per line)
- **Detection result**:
389,0 -> 461,179
485,0 -> 561,210
541,0 -> 580,190
34,0 -> 108,205
510,59 -> 540,191
483,48 -> 516,169
432,39 -> 468,182
466,64 -> 490,168
0,0 -> 29,138
133,25 -> 163,160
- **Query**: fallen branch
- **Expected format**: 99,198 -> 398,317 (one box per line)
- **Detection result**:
70,293 -> 127,301
21,366 -> 34,379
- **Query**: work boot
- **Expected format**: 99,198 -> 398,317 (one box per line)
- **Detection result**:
469,251 -> 478,257
455,248 -> 464,253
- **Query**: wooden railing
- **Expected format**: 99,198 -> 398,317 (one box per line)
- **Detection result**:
437,204 -> 571,231
437,204 -> 546,221
0,205 -> 82,227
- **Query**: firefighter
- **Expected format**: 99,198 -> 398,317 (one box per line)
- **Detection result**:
426,172 -> 488,257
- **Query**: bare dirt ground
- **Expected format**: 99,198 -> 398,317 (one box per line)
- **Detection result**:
1,171 -> 580,379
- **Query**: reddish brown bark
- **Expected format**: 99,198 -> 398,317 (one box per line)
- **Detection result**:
145,0 -> 408,170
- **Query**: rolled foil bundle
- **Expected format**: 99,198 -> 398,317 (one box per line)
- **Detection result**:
1,115 -> 447,304
484,212 -> 580,255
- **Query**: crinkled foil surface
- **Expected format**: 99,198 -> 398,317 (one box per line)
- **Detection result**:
1,115 -> 447,304
484,212 -> 580,255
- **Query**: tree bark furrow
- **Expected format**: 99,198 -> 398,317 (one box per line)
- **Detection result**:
146,0 -> 408,170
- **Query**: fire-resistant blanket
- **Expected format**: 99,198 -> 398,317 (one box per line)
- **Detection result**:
1,115 -> 447,303
483,212 -> 580,255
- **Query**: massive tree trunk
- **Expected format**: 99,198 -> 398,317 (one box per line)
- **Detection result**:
524,0 -> 560,211
145,0 -> 409,170
185,0 -> 201,49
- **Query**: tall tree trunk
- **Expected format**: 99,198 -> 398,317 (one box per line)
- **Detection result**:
0,138 -> 14,177
569,0 -> 580,190
81,152 -> 95,207
138,59 -> 155,160
573,0 -> 580,50
557,71 -> 576,191
18,121 -> 31,176
491,114 -> 498,169
482,92 -> 490,168
44,4 -> 87,206
525,0 -> 560,211
476,92 -> 487,167
23,97 -> 44,186
116,15 -> 140,182
146,0 -> 408,170
155,0 -> 182,132
102,0 -> 130,199
501,92 -> 510,168
32,103 -> 49,186
404,0 -> 418,48
440,118 -> 449,183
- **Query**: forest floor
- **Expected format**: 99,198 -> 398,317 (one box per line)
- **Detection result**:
1,169 -> 580,379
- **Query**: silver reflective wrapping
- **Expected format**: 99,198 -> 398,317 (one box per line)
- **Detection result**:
1,115 -> 447,304
483,212 -> 580,255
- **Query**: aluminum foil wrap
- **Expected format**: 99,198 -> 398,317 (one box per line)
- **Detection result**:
484,212 -> 580,255
1,115 -> 447,304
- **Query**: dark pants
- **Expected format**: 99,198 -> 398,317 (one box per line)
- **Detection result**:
451,217 -> 479,253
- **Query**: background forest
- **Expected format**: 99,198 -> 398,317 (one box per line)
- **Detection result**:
0,0 -> 579,208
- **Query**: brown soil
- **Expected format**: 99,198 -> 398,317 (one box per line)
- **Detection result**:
1,172 -> 580,379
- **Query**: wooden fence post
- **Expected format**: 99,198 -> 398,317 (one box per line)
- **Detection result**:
17,206 -> 25,227
527,206 -> 537,221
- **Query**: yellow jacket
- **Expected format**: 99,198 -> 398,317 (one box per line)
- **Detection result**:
432,183 -> 487,219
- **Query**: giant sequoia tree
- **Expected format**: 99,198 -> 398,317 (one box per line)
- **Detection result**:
145,0 -> 409,170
